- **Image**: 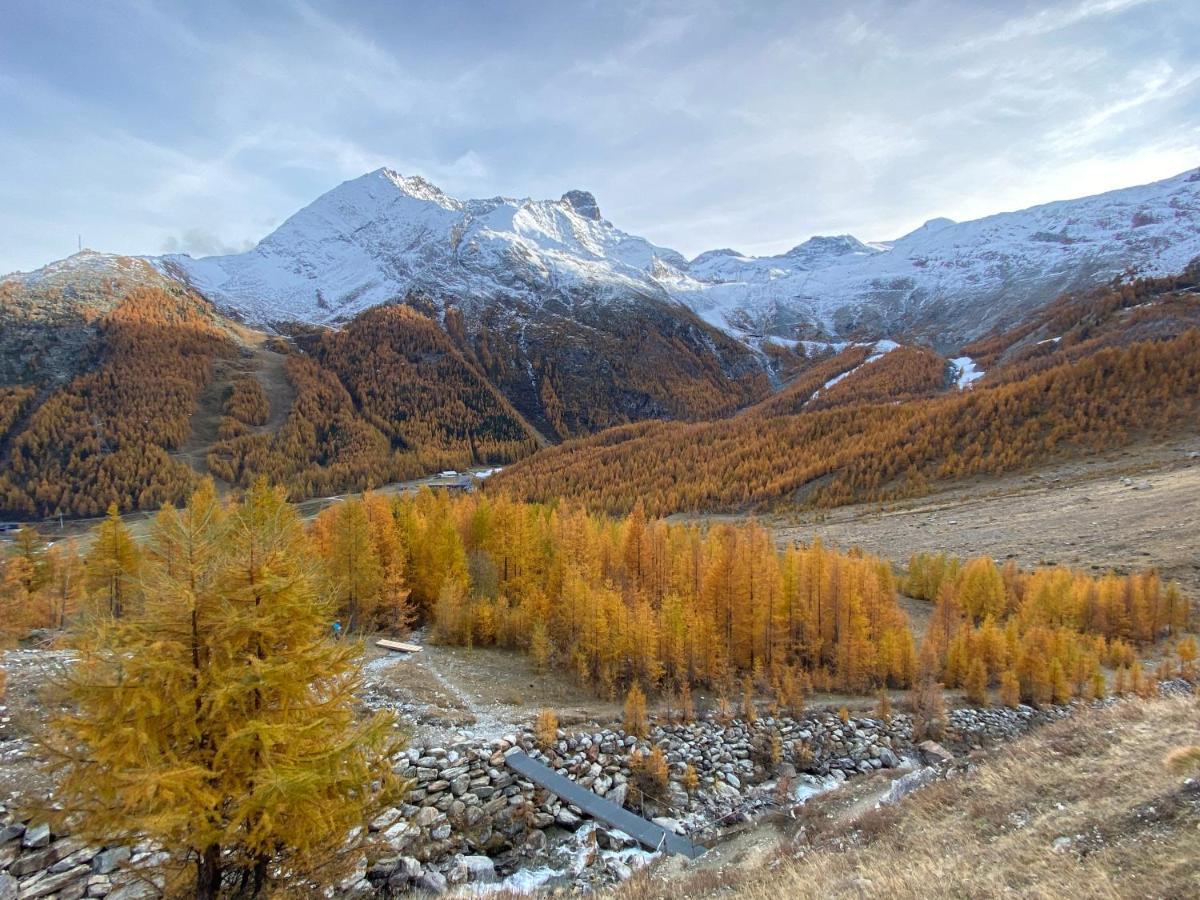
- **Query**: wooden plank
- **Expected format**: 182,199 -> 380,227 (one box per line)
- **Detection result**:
504,750 -> 705,858
376,639 -> 423,653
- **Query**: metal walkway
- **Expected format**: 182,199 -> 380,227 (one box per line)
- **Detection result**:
504,750 -> 706,858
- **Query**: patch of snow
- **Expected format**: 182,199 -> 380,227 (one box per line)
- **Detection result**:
815,339 -> 902,395
949,355 -> 985,388
1036,336 -> 1062,346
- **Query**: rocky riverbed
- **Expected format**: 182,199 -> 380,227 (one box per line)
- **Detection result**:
0,692 -> 1099,898
4,643 -> 1192,898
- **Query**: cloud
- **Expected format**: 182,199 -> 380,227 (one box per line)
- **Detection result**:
160,228 -> 256,258
0,0 -> 1197,272
957,0 -> 1163,51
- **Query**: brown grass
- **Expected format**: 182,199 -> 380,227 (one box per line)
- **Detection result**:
607,693 -> 1200,899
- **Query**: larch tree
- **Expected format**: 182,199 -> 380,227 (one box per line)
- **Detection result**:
0,555 -> 35,641
363,492 -> 415,634
44,539 -> 84,630
965,657 -> 989,706
623,682 -> 648,738
12,524 -> 51,596
909,641 -> 947,741
83,503 -> 141,618
49,480 -> 403,899
322,499 -> 383,632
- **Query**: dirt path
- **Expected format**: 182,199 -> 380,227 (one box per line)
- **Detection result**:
361,631 -> 627,746
174,361 -> 235,477
249,343 -> 295,434
172,334 -> 296,481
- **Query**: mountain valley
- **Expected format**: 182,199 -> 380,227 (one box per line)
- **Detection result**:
2,168 -> 1199,518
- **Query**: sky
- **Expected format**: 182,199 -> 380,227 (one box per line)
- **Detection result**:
1,0 -> 1198,274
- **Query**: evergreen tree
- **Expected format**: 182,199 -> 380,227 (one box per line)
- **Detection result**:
965,657 -> 989,706
999,669 -> 1021,708
50,480 -> 402,898
84,503 -> 142,618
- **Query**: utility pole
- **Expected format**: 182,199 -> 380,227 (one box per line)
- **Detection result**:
78,234 -> 82,252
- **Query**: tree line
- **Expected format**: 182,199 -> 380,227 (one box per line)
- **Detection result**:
5,489 -> 1189,708
905,552 -> 1192,707
492,329 -> 1200,515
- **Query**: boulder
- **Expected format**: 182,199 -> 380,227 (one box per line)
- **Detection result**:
597,829 -> 632,851
22,823 -> 51,849
0,873 -> 16,900
524,829 -> 547,852
460,855 -> 496,883
877,748 -> 902,769
11,842 -> 76,878
17,864 -> 91,899
50,845 -> 97,874
382,821 -> 414,851
605,858 -> 634,882
445,859 -> 468,885
92,847 -> 131,876
879,767 -> 938,806
101,879 -> 158,900
370,807 -> 403,832
651,816 -> 683,835
413,807 -> 442,828
555,809 -> 581,828
415,870 -> 448,894
917,740 -> 954,766
606,783 -> 628,808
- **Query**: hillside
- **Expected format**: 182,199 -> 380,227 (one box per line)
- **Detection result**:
0,283 -> 241,517
460,298 -> 769,438
491,268 -> 1200,516
609,694 -> 1200,899
2,175 -> 1199,521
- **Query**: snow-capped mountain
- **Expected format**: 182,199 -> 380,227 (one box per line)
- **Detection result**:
668,169 -> 1200,346
163,169 -> 686,325
20,165 -> 1200,351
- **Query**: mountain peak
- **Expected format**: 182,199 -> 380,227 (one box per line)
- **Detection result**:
897,217 -> 957,241
370,167 -> 451,204
561,189 -> 601,221
785,234 -> 874,258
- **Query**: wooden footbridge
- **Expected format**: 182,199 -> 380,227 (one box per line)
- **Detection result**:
504,750 -> 706,858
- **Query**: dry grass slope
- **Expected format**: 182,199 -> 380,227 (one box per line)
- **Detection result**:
612,694 -> 1200,899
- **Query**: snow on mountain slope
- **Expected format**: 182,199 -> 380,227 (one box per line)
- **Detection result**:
164,168 -> 683,324
150,165 -> 1200,347
666,168 -> 1200,345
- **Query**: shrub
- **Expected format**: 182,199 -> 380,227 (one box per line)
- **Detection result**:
535,708 -> 558,750
623,682 -> 648,738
